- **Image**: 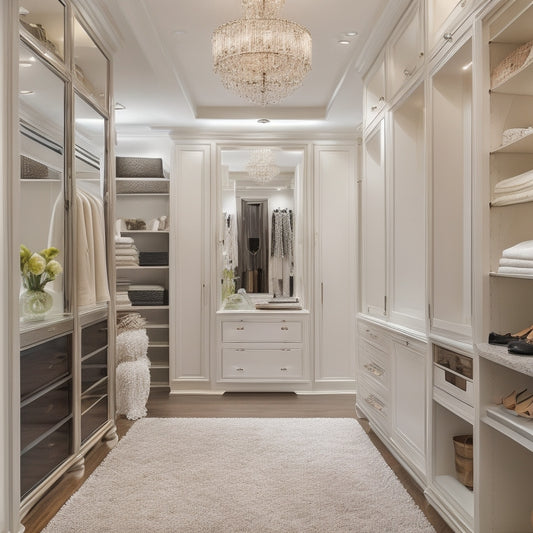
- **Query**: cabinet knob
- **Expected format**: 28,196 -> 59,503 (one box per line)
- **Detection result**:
403,68 -> 413,77
236,367 -> 244,371
281,326 -> 289,331
378,96 -> 385,102
371,105 -> 378,111
280,367 -> 288,371
236,326 -> 244,331
419,52 -> 424,58
443,32 -> 453,42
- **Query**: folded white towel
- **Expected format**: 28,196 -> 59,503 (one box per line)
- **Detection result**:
115,243 -> 137,250
498,266 -> 533,275
499,258 -> 533,268
494,169 -> 533,194
501,240 -> 533,260
115,236 -> 134,244
116,248 -> 139,257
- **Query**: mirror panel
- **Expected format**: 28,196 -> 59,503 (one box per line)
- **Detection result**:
19,0 -> 65,61
19,42 -> 66,323
220,147 -> 303,307
74,17 -> 108,108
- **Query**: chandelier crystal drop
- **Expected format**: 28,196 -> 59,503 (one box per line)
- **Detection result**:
246,148 -> 280,183
212,0 -> 312,106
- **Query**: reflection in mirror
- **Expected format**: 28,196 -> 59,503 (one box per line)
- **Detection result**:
19,0 -> 65,61
74,94 -> 110,309
220,147 -> 304,307
74,17 -> 108,108
19,41 -> 66,322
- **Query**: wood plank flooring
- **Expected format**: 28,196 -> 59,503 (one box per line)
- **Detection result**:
22,391 -> 453,533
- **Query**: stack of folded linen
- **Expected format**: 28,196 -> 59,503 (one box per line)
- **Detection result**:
498,240 -> 533,275
491,168 -> 533,206
115,236 -> 139,267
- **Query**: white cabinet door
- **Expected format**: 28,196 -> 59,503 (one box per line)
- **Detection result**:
362,121 -> 387,318
364,55 -> 386,131
172,145 -> 211,385
314,145 -> 357,386
392,337 -> 427,480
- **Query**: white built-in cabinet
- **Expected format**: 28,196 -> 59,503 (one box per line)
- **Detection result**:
363,54 -> 386,131
360,1 -> 533,532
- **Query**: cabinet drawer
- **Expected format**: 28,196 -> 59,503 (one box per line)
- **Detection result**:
357,376 -> 389,428
20,418 -> 72,498
81,394 -> 108,443
222,321 -> 302,343
222,348 -> 303,379
81,364 -> 108,394
359,340 -> 389,390
21,333 -> 72,399
81,319 -> 108,357
21,378 -> 71,451
358,322 -> 389,352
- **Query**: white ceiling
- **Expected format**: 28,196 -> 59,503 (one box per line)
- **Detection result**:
81,0 -> 409,137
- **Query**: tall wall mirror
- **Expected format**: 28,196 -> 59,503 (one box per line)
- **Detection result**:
218,146 -> 306,309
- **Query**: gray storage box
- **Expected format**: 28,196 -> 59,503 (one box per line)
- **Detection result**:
128,285 -> 167,306
116,156 -> 164,178
116,178 -> 169,194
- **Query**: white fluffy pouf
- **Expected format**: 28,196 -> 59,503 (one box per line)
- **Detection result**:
116,360 -> 151,420
115,326 -> 151,420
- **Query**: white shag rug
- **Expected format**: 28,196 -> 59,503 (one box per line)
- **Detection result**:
43,418 -> 435,533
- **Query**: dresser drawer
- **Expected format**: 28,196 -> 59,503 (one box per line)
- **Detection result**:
222,348 -> 303,379
81,319 -> 108,357
357,376 -> 389,429
358,322 -> 389,352
222,321 -> 302,343
358,340 -> 389,390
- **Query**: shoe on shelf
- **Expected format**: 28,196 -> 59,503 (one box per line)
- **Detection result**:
507,339 -> 533,355
489,325 -> 533,345
502,388 -> 529,410
515,395 -> 533,419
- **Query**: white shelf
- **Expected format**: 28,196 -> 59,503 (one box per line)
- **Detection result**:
116,265 -> 169,270
491,60 -> 533,96
121,230 -> 169,234
491,130 -> 533,153
433,387 -> 475,424
477,343 -> 533,377
150,364 -> 169,370
434,475 -> 474,522
483,405 -> 533,453
116,193 -> 169,197
119,305 -> 169,311
145,323 -> 169,329
20,178 -> 61,183
148,341 -> 169,348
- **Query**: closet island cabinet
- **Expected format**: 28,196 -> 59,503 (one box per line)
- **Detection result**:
15,0 -> 116,520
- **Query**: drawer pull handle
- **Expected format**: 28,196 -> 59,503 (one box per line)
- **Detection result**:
236,367 -> 244,372
236,327 -> 244,331
371,105 -> 378,111
403,67 -> 413,77
280,367 -> 288,371
443,32 -> 453,42
365,395 -> 384,412
236,348 -> 245,352
281,326 -> 289,331
363,363 -> 384,377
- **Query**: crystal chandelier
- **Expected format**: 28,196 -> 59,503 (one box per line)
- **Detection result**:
246,148 -> 280,183
212,0 -> 312,106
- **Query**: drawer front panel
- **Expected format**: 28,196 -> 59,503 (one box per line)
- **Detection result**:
358,340 -> 389,390
81,394 -> 108,443
222,348 -> 303,379
81,364 -> 108,394
357,376 -> 389,428
20,419 -> 72,498
222,321 -> 302,343
21,379 -> 72,451
81,319 -> 108,357
21,334 -> 72,399
358,322 -> 389,352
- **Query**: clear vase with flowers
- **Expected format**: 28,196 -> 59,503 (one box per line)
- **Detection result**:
19,245 -> 63,321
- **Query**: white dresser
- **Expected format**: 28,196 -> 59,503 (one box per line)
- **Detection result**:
216,311 -> 310,388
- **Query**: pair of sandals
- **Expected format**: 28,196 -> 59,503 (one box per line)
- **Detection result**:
501,388 -> 533,419
488,324 -> 533,355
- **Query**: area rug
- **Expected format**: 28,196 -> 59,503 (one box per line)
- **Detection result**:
43,418 -> 435,533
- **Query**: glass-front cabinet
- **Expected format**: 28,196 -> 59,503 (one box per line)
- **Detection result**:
16,0 -> 114,518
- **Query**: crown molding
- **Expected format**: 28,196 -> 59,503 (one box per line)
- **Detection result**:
196,106 -> 327,120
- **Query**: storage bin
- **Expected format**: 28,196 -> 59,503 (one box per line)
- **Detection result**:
453,434 -> 473,490
20,155 -> 48,179
116,156 -> 164,177
116,178 -> 169,194
139,251 -> 168,266
128,284 -> 167,306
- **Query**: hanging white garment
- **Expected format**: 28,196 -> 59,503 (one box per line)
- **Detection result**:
76,193 -> 95,306
84,191 -> 110,303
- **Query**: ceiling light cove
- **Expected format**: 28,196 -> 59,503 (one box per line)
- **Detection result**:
212,0 -> 312,106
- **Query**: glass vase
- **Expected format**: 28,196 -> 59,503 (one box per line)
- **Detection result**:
20,288 -> 53,321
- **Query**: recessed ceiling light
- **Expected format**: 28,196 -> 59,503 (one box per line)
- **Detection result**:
172,30 -> 187,36
20,90 -> 34,95
257,118 -> 270,124
338,40 -> 351,45
114,102 -> 126,110
345,31 -> 358,37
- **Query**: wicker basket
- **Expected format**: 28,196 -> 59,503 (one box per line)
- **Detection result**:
20,155 -> 48,179
453,434 -> 473,490
491,40 -> 533,89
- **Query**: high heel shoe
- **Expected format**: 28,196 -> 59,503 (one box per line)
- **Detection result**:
515,395 -> 533,419
502,388 -> 528,410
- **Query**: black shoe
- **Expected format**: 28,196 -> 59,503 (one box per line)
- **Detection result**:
489,332 -> 519,345
508,340 -> 533,356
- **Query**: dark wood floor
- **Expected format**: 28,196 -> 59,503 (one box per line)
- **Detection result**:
22,391 -> 453,533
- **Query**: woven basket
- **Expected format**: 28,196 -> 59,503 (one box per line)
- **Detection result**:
117,312 -> 146,334
453,435 -> 473,490
491,40 -> 533,88
21,155 -> 48,179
